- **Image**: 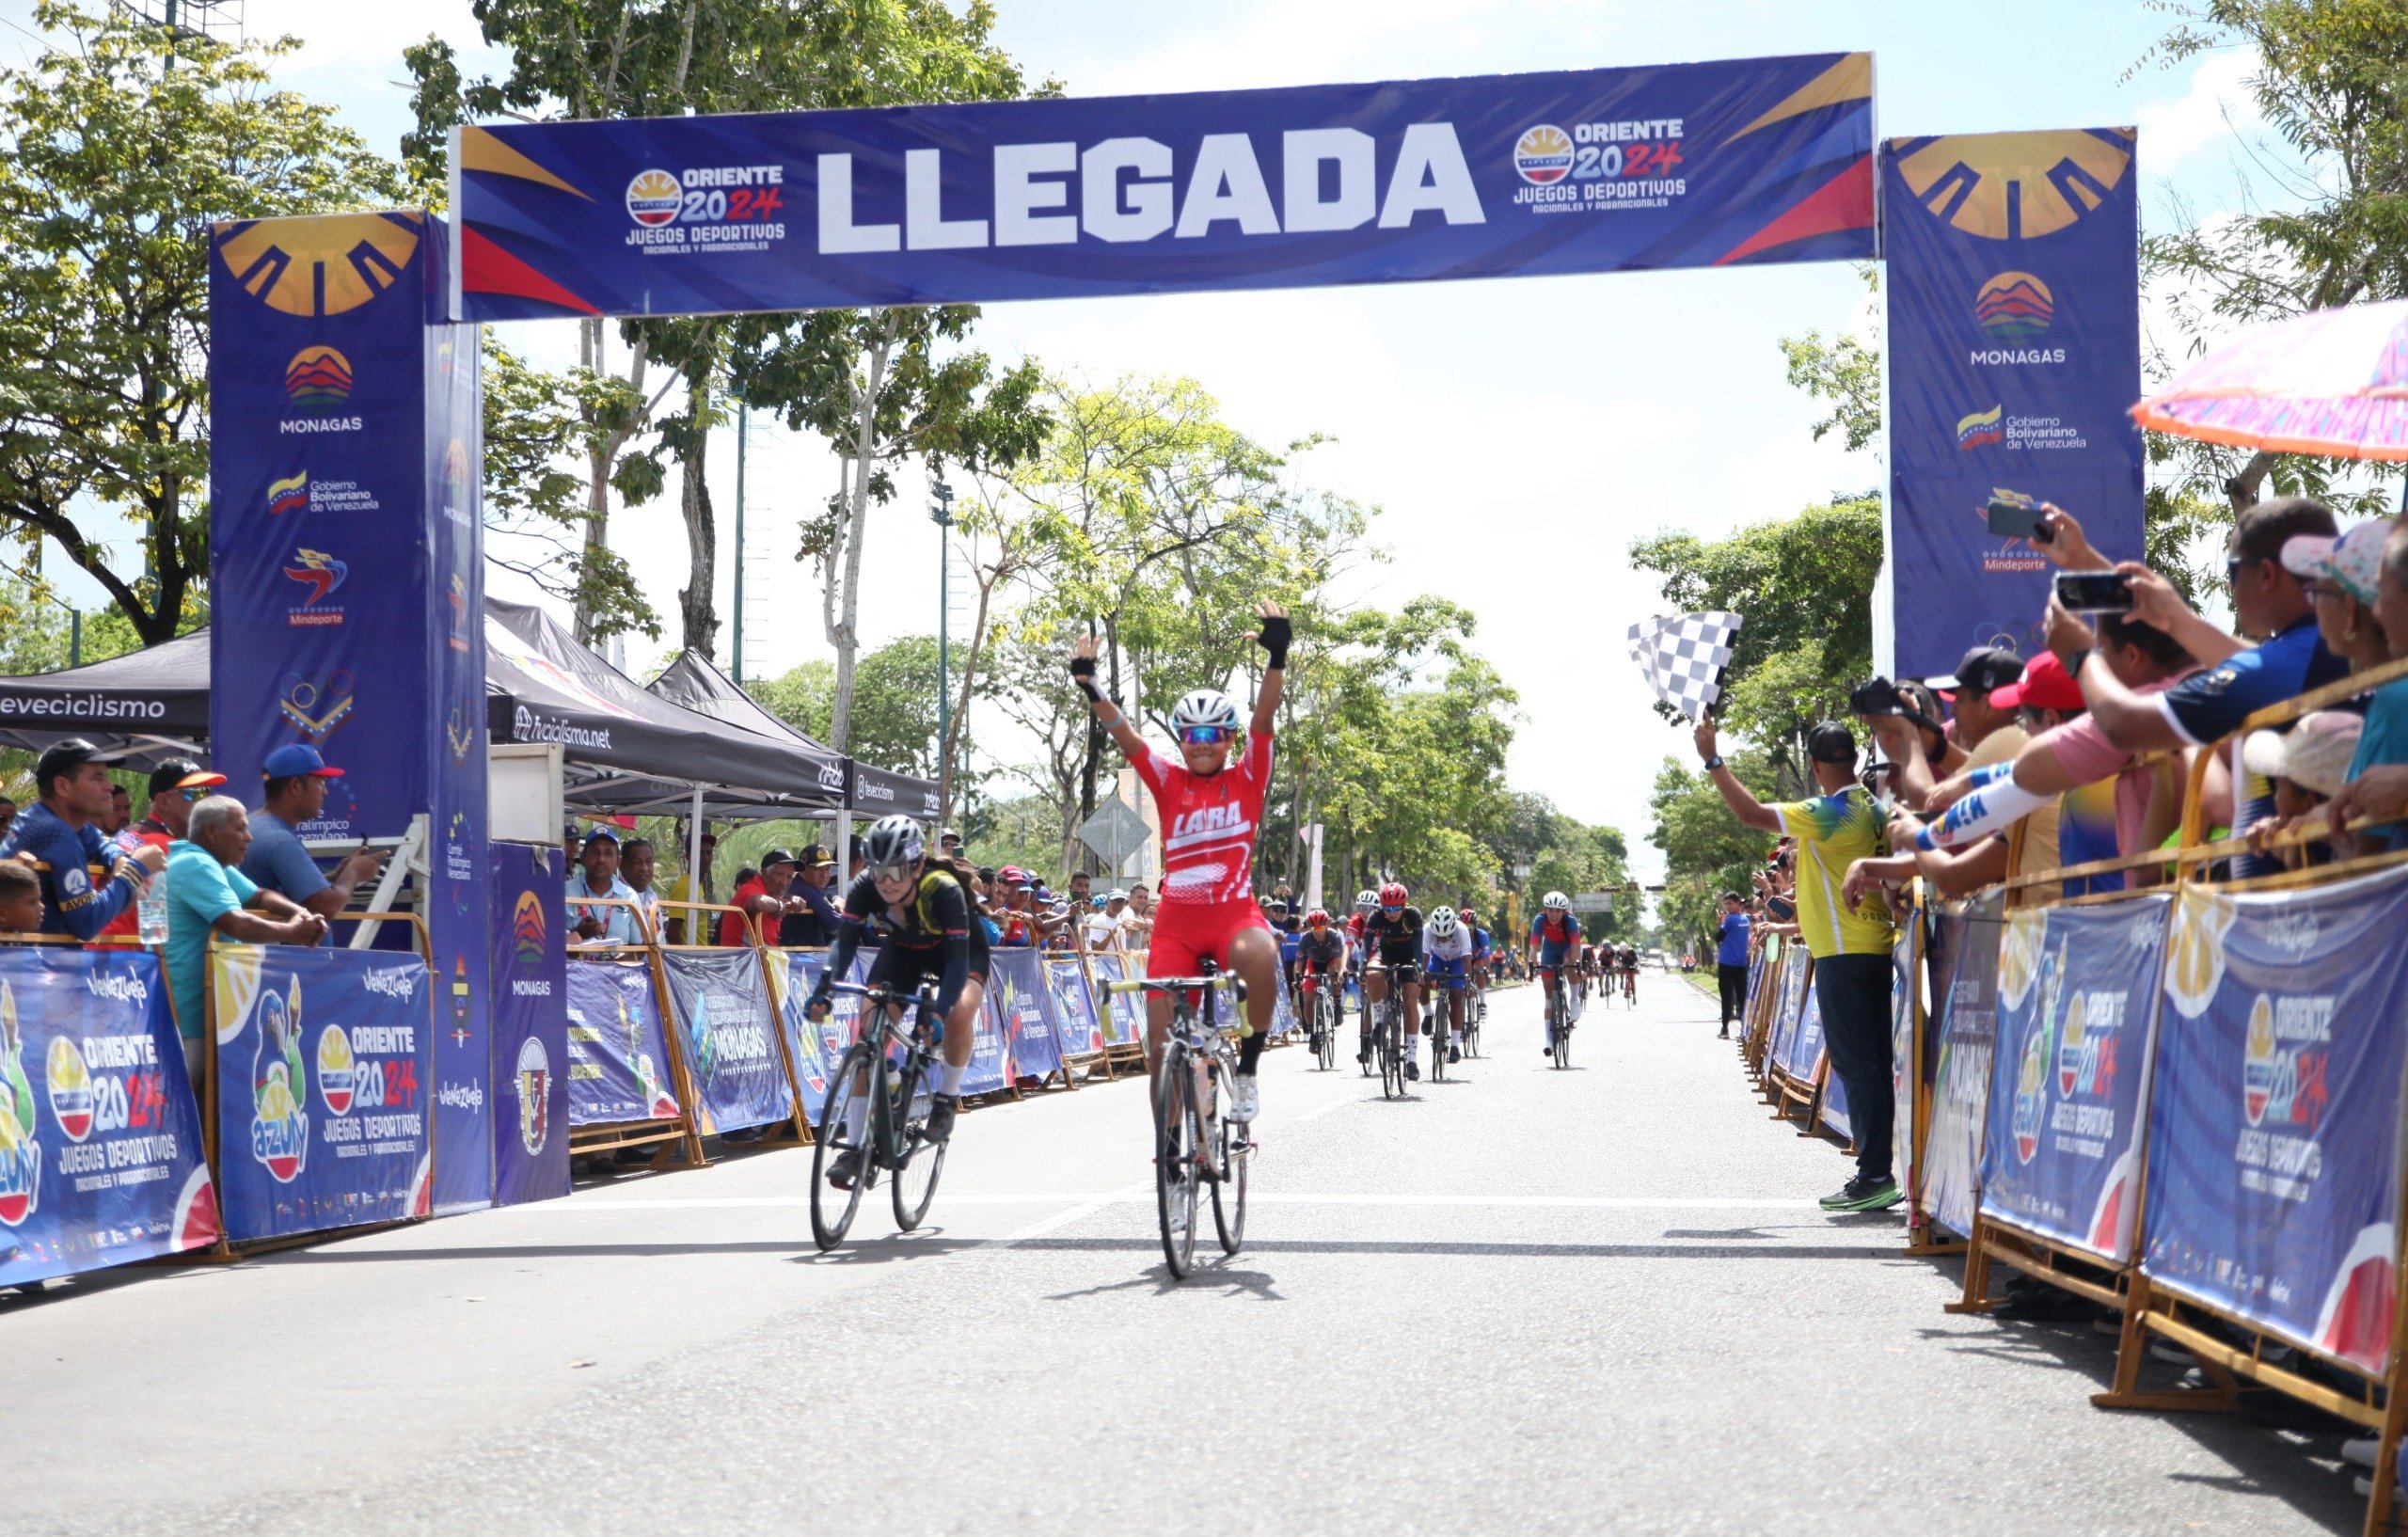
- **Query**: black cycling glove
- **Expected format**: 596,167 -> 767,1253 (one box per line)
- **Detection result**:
1256,613 -> 1291,670
1069,653 -> 1104,704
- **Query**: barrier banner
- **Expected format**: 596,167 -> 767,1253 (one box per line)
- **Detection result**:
1766,948 -> 1811,1068
456,54 -> 1873,323
989,949 -> 1063,1082
1925,891 -> 2006,1238
960,968 -> 1012,1097
1772,955 -> 1820,1078
1271,975 -> 1298,1038
1890,919 -> 1922,1202
1048,957 -> 1105,1057
2141,871 -> 2408,1371
1878,129 -> 2146,675
212,946 -> 432,1242
1821,1067 -> 1852,1141
1977,895 -> 2168,1259
489,843 -> 568,1205
658,949 -> 791,1133
1091,952 -> 1145,1046
563,959 -> 680,1126
786,950 -> 874,1125
0,949 -> 217,1285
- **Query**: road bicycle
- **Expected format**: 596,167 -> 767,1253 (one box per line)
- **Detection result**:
809,980 -> 948,1250
1544,968 -> 1574,1070
1111,965 -> 1251,1279
1355,960 -> 1377,1079
1304,971 -> 1340,1070
1462,972 -> 1482,1058
1374,960 -> 1420,1099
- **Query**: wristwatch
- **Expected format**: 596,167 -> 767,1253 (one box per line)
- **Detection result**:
1702,754 -> 1725,771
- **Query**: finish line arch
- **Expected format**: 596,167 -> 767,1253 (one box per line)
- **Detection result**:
201,48 -> 2137,1212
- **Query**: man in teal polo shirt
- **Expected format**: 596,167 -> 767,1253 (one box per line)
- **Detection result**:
166,796 -> 328,1084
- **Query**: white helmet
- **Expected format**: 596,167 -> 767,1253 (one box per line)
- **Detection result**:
1542,890 -> 1570,911
1170,688 -> 1241,735
1427,906 -> 1460,939
1354,889 -> 1379,911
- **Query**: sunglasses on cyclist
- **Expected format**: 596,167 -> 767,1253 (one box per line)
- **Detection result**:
870,863 -> 918,881
1177,724 -> 1234,746
1380,902 -> 1402,913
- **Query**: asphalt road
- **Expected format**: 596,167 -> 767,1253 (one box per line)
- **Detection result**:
4,973 -> 2370,1535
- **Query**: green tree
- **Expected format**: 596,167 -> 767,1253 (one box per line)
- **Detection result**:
0,3 -> 408,643
1777,263 -> 1882,456
1649,752 -> 1780,953
2137,1 -> 2408,516
751,639 -> 943,783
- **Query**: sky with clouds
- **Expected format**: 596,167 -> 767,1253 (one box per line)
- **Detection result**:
0,1 -> 2290,879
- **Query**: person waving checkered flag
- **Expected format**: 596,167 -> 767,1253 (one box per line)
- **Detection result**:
1626,611 -> 1741,721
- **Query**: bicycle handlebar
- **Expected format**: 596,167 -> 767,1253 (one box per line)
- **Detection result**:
813,979 -> 939,1013
1105,974 -> 1248,1003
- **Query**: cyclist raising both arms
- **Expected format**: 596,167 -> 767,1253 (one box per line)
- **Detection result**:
1070,603 -> 1289,1123
806,816 -> 989,1190
1529,892 -> 1583,1054
1359,881 -> 1424,1077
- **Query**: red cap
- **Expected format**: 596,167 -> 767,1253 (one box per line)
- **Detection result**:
1989,651 -> 2085,713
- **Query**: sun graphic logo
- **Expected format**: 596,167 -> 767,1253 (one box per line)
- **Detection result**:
43,1036 -> 95,1143
626,169 -> 683,227
514,891 -> 547,965
2242,993 -> 2278,1127
1893,129 -> 2133,240
1513,125 -> 1575,186
1975,271 -> 2054,340
284,346 -> 354,410
2011,1007 -> 2050,1165
315,1023 -> 358,1116
215,212 -> 422,317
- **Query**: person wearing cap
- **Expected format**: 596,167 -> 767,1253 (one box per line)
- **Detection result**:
720,848 -> 797,946
166,796 -> 327,1079
938,828 -> 963,857
2283,525 -> 2408,850
2238,713 -> 2361,870
98,759 -> 230,940
776,843 -> 842,947
1854,677 -> 1970,811
1085,889 -> 1131,953
0,738 -> 165,940
566,828 -> 641,946
2036,499 -> 2345,879
241,744 -> 387,919
663,828 -> 719,943
2288,520 -> 2397,676
1694,714 -> 1897,1213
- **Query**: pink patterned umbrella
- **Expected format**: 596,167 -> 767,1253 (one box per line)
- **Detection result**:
2133,299 -> 2408,460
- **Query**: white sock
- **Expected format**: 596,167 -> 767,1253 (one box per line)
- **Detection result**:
842,1095 -> 868,1141
939,1061 -> 966,1097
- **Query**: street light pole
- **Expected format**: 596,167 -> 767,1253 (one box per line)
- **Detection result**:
930,479 -> 957,805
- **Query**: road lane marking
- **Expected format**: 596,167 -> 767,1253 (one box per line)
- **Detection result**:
542,1193 -> 1827,1212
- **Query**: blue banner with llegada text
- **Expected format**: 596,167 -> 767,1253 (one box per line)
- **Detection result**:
564,958 -> 680,1126
455,55 -> 1873,323
1978,895 -> 2169,1260
212,945 -> 432,1242
2141,869 -> 2408,1372
990,948 -> 1063,1083
1048,956 -> 1105,1057
659,949 -> 791,1133
0,949 -> 217,1285
1879,130 -> 2145,677
1925,892 -> 2006,1239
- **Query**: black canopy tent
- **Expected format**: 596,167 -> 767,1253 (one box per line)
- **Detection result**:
643,649 -> 938,820
482,598 -> 841,820
0,630 -> 211,768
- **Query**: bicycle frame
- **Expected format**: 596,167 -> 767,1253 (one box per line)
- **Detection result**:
820,980 -> 941,1165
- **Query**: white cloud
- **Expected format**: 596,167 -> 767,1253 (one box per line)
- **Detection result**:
2133,47 -> 2262,167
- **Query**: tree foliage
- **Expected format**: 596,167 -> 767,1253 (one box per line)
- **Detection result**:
0,3 -> 408,643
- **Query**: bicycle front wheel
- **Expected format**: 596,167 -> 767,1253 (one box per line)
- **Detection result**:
1380,1015 -> 1403,1100
1211,1071 -> 1247,1256
890,1058 -> 947,1232
810,1043 -> 875,1250
1155,1041 -> 1202,1278
1555,1013 -> 1573,1070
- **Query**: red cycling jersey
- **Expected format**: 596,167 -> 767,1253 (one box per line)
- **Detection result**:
1131,730 -> 1274,907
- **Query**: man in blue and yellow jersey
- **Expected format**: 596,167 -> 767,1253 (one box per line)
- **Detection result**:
1693,716 -> 1898,1212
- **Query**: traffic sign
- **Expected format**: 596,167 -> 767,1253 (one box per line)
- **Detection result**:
1078,796 -> 1150,869
1569,893 -> 1615,913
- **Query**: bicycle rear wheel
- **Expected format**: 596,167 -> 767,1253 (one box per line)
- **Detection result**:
1316,996 -> 1337,1070
1211,1070 -> 1247,1256
1428,997 -> 1446,1082
1154,1040 -> 1202,1278
889,1057 -> 948,1232
1555,1010 -> 1573,1069
1380,1013 -> 1403,1100
810,1043 -> 875,1250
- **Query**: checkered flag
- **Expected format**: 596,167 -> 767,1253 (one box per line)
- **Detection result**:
1627,611 -> 1741,722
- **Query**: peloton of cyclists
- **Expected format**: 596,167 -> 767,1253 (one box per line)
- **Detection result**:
1528,891 -> 1583,1055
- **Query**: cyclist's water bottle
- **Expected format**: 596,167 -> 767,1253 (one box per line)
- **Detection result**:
136,863 -> 169,947
910,1079 -> 932,1122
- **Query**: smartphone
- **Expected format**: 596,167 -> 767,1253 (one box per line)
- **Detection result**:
2054,570 -> 2135,614
1986,494 -> 2052,543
